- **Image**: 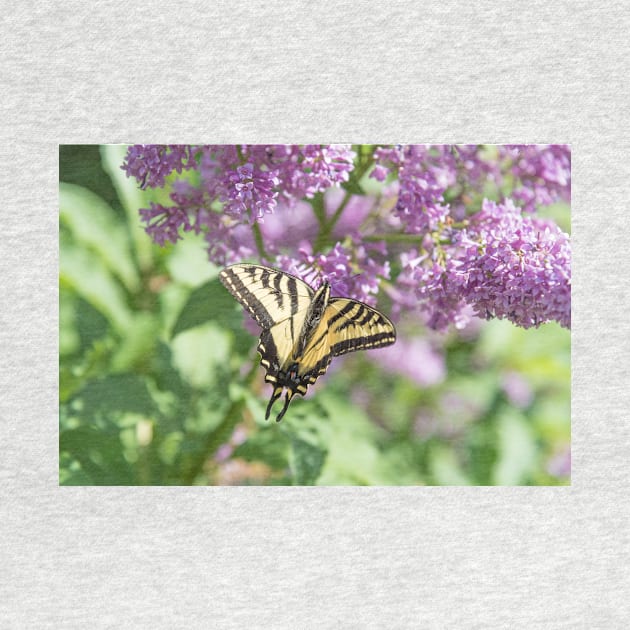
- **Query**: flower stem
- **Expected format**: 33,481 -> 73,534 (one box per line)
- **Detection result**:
252,221 -> 267,260
364,233 -> 425,243
180,361 -> 258,485
312,149 -> 377,253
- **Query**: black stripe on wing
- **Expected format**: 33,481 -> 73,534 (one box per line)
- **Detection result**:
220,266 -> 274,328
326,298 -> 396,357
219,264 -> 314,330
257,326 -> 332,421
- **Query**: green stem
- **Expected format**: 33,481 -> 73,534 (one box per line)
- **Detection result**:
363,233 -> 426,243
311,193 -> 327,228
180,398 -> 247,485
312,148 -> 378,253
314,190 -> 353,251
180,362 -> 259,485
252,221 -> 268,260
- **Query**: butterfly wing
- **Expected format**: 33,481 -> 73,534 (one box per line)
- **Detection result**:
220,264 -> 317,421
325,297 -> 397,357
260,316 -> 333,421
220,265 -> 397,421
264,298 -> 397,420
219,263 -> 314,330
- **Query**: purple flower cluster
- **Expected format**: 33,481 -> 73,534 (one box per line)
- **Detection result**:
371,144 -> 571,221
274,239 -> 390,306
124,144 -> 356,250
372,335 -> 446,386
396,199 -> 571,330
122,144 -> 571,331
395,250 -> 473,330
458,199 -> 571,328
372,145 -> 452,232
504,144 -> 571,212
137,181 -> 204,246
270,144 -> 356,201
219,163 -> 280,222
122,145 -> 195,189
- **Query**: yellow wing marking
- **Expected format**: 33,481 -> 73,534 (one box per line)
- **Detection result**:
219,263 -> 313,329
325,298 -> 396,357
219,264 -> 397,421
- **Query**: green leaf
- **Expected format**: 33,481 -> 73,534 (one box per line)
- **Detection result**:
428,444 -> 472,485
60,182 -> 139,292
60,425 -> 135,485
178,396 -> 247,485
59,145 -> 126,217
59,337 -> 116,403
60,373 -> 161,485
233,425 -> 290,472
67,373 -> 157,418
60,237 -> 133,333
492,410 -> 537,485
288,434 -> 327,486
100,144 -> 155,269
171,278 -> 255,355
465,417 -> 499,485
170,323 -> 231,389
308,394 -> 399,485
110,312 -> 160,373
166,235 -> 219,287
75,295 -> 111,350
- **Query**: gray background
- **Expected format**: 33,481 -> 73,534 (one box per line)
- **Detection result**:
2,1 -> 628,627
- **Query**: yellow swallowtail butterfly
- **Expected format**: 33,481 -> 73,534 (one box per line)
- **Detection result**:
219,264 -> 397,421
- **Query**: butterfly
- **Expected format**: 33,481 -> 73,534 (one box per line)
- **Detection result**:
219,264 -> 397,421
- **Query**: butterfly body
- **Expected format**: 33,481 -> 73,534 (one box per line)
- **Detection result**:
219,264 -> 396,421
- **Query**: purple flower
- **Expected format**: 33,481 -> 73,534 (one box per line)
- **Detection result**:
391,198 -> 571,331
394,250 -> 470,330
547,446 -> 571,477
281,144 -> 356,200
139,203 -> 190,247
213,424 -> 249,464
240,144 -> 356,203
258,200 -> 319,249
274,242 -> 352,293
138,181 -> 207,246
372,336 -> 446,386
214,443 -> 233,463
123,144 -> 570,333
456,199 -> 571,328
219,163 -> 280,222
373,145 -> 451,233
502,144 -> 571,212
204,213 -> 255,266
122,144 -> 195,189
501,371 -> 534,408
274,240 -> 390,306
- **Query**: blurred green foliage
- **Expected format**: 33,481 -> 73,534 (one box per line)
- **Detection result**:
59,145 -> 570,485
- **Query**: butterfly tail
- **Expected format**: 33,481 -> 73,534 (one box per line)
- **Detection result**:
265,386 -> 284,420
275,390 -> 294,422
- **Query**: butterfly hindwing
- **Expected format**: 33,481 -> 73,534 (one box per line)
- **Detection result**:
258,315 -> 333,421
294,316 -> 333,384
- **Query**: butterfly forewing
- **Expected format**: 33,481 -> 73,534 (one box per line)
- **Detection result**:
219,263 -> 313,329
325,298 -> 397,357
